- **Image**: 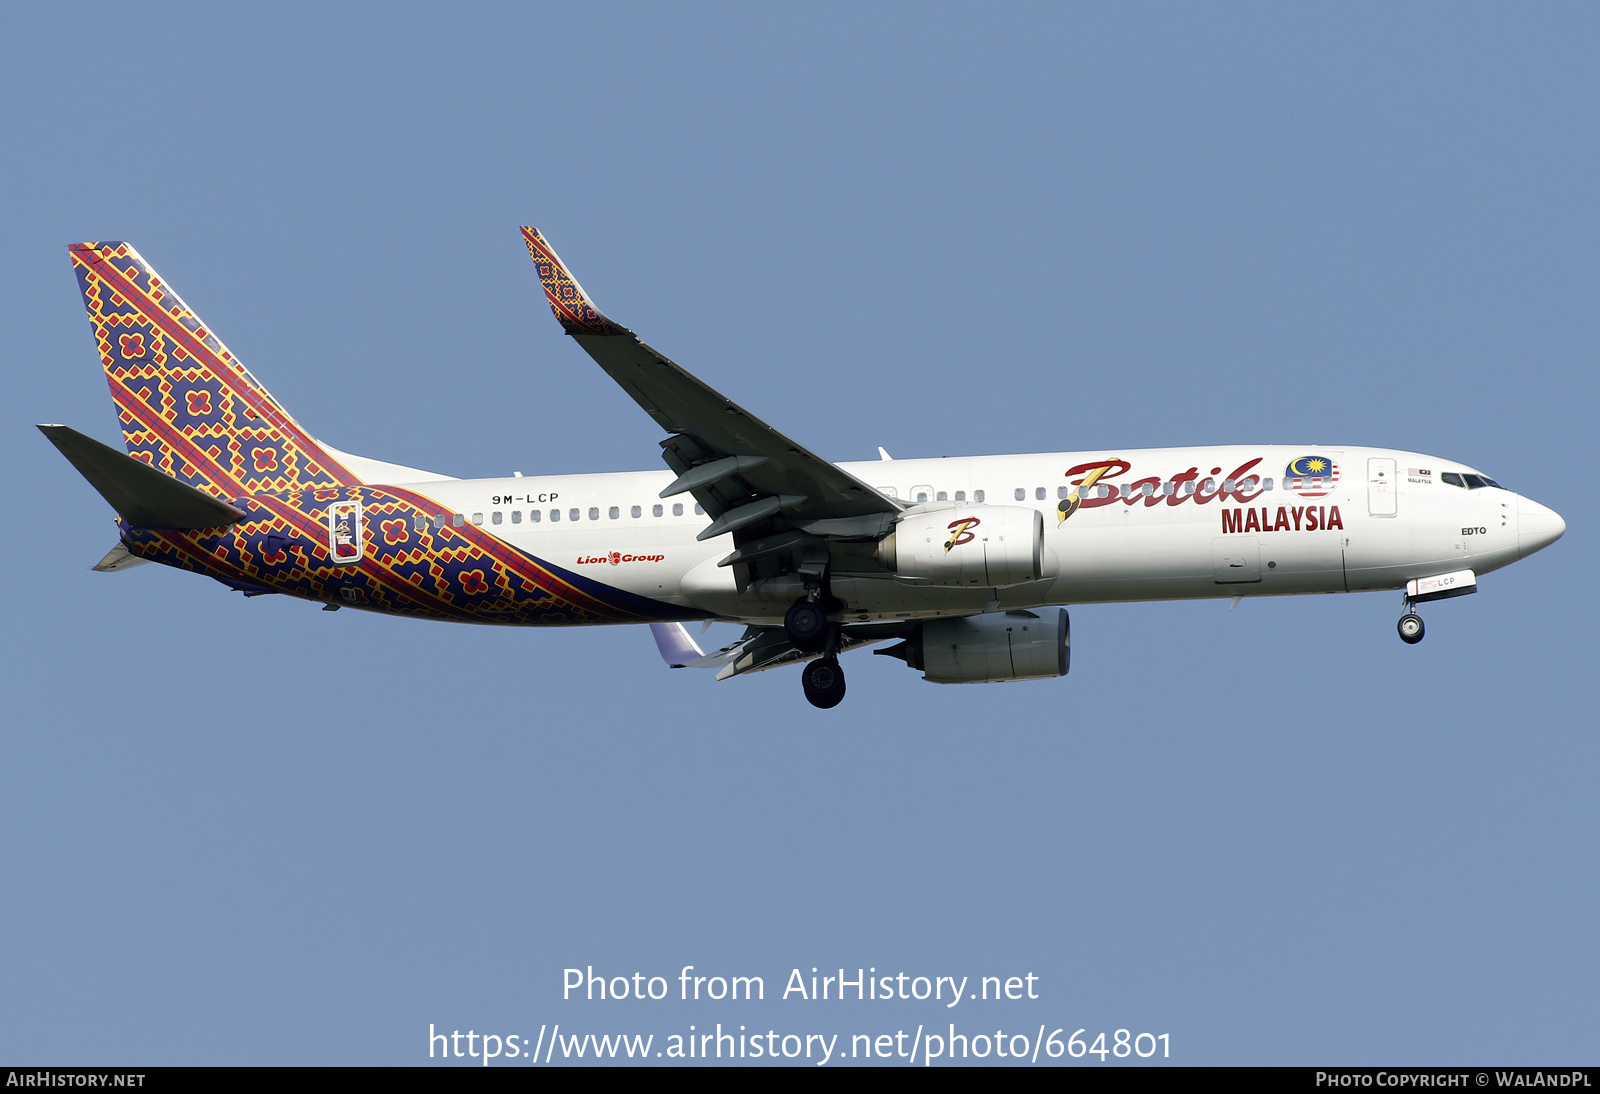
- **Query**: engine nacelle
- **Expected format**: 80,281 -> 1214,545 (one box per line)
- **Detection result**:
879,505 -> 1044,588
876,609 -> 1070,684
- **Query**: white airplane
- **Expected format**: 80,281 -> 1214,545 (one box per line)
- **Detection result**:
42,229 -> 1565,708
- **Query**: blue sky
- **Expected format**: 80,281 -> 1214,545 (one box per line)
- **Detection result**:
2,2 -> 1595,1065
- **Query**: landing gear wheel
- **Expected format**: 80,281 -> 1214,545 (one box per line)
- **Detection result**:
802,657 -> 846,709
1397,613 -> 1425,644
785,598 -> 829,652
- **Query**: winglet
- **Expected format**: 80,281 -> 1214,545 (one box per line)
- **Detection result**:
520,227 -> 627,336
650,622 -> 706,668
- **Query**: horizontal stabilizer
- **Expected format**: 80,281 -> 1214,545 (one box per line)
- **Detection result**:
39,424 -> 248,529
91,542 -> 151,572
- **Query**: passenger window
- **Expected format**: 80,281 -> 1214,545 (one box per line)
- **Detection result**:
936,491 -> 947,501
915,491 -> 928,503
1058,486 -> 1070,499
530,510 -> 541,523
1442,472 -> 1465,488
609,506 -> 619,519
652,504 -> 664,517
974,489 -> 985,503
694,503 -> 704,515
588,507 -> 599,520
569,508 -> 580,521
1014,488 -> 1025,501
452,514 -> 465,527
491,511 -> 503,525
511,511 -> 522,525
672,503 -> 683,516
1222,480 -> 1235,492
550,509 -> 560,522
631,505 -> 641,518
1035,487 -> 1046,500
1263,478 -> 1273,491
1142,482 -> 1155,496
954,490 -> 966,502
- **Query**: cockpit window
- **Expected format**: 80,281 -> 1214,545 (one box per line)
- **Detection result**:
1447,471 -> 1505,490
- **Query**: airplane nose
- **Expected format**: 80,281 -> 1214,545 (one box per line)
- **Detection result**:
1517,496 -> 1566,559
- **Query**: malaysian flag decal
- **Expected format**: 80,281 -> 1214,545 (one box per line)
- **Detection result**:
1285,456 -> 1340,498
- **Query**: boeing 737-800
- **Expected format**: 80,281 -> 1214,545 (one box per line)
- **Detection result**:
41,229 -> 1566,708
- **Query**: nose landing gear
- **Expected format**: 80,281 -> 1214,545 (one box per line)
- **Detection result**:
1397,611 -> 1425,644
1397,592 -> 1425,644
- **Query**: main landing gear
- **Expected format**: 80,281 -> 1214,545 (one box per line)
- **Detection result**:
802,656 -> 846,709
1397,596 -> 1425,645
784,597 -> 829,652
788,595 -> 845,708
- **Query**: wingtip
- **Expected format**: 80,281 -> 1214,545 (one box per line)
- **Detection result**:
519,226 -> 625,336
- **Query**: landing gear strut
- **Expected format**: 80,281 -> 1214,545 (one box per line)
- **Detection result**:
802,656 -> 846,709
1397,596 -> 1425,645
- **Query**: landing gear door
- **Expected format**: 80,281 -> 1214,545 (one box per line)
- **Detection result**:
327,500 -> 364,564
1213,536 -> 1261,583
1368,457 -> 1397,517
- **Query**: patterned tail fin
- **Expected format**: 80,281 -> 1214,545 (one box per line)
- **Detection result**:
68,242 -> 359,498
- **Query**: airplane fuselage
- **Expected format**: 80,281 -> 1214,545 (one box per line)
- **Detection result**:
120,444 -> 1558,626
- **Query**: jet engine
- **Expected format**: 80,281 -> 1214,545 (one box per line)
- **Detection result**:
877,505 -> 1044,588
875,609 -> 1070,684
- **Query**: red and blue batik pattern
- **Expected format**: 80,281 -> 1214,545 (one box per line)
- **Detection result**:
69,241 -> 361,498
520,227 -> 626,336
69,241 -> 692,626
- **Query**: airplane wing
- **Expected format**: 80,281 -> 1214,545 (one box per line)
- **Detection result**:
679,624 -> 885,680
521,228 -> 901,557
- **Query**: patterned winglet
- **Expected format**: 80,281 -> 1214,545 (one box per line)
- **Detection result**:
520,227 -> 625,336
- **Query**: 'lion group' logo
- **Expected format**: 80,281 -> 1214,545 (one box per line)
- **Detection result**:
576,552 -> 666,566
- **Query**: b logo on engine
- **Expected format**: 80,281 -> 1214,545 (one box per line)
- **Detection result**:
944,517 -> 981,553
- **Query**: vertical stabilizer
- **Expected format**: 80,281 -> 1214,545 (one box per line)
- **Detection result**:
68,242 -> 360,497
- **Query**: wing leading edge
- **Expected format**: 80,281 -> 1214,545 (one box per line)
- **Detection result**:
520,228 -> 901,554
